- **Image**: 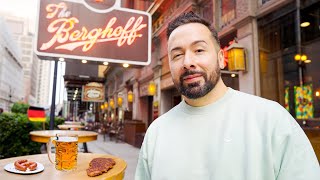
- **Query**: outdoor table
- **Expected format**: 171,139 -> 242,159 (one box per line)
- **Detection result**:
58,124 -> 85,130
0,153 -> 127,180
64,121 -> 83,125
29,130 -> 98,152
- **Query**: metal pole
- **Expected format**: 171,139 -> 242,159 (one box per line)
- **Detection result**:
50,60 -> 58,130
296,0 -> 303,86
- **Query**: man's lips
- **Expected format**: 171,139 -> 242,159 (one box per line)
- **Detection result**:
182,74 -> 203,82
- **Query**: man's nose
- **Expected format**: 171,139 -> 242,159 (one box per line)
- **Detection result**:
183,51 -> 196,69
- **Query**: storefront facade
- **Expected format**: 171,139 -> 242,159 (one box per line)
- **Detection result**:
103,0 -> 320,152
104,0 -> 320,120
258,0 -> 320,120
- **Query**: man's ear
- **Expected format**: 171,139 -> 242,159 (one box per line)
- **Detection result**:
217,49 -> 225,69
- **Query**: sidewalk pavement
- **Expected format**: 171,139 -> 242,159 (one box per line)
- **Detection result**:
86,134 -> 140,180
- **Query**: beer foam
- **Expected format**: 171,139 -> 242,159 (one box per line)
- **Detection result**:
56,136 -> 78,142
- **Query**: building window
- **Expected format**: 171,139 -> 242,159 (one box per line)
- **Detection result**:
220,0 -> 236,26
6,20 -> 24,35
258,2 -> 320,119
22,50 -> 31,55
199,0 -> 213,24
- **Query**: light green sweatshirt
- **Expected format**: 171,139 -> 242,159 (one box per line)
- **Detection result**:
135,88 -> 320,180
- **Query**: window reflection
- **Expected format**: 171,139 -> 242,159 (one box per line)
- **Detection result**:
258,1 -> 320,119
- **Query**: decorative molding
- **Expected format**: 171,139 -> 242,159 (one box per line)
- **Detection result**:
218,14 -> 254,39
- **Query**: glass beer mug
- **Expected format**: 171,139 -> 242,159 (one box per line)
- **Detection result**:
47,134 -> 78,171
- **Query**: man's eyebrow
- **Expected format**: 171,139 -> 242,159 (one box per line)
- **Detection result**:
191,40 -> 208,46
170,46 -> 183,53
170,40 -> 208,53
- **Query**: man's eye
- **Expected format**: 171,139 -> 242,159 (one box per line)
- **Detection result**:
173,54 -> 182,59
195,49 -> 204,53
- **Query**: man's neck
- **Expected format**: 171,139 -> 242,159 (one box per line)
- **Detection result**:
184,78 -> 228,107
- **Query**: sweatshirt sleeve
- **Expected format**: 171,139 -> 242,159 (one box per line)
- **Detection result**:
135,147 -> 151,180
135,120 -> 159,180
272,106 -> 320,180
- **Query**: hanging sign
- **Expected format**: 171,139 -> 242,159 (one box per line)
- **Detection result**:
82,82 -> 105,102
34,0 -> 151,65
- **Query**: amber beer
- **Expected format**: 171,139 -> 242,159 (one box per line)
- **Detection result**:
47,134 -> 78,171
55,136 -> 78,170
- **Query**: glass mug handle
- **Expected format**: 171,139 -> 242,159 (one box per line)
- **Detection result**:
47,137 -> 56,164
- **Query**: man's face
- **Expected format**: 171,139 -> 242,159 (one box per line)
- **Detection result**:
167,23 -> 223,99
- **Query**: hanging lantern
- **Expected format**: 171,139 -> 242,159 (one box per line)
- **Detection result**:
109,99 -> 115,109
117,96 -> 123,107
127,90 -> 134,103
148,81 -> 156,96
227,42 -> 246,71
104,102 -> 108,109
100,104 -> 104,110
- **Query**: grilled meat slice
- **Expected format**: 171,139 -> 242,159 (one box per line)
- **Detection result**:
86,158 -> 116,177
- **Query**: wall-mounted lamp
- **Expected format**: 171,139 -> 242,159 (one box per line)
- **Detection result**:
227,41 -> 246,71
127,90 -> 134,103
109,99 -> 115,109
117,96 -> 123,107
148,81 -> 156,96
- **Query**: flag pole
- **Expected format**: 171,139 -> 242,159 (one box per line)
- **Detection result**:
50,60 -> 58,130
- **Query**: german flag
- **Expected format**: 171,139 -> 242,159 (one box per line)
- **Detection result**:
27,106 -> 46,122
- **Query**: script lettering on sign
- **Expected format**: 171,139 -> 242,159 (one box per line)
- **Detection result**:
82,84 -> 105,102
86,89 -> 101,99
41,2 -> 147,52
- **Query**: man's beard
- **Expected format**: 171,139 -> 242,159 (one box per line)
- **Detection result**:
174,65 -> 221,99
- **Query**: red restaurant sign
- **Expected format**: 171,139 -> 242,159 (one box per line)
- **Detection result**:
34,0 -> 151,65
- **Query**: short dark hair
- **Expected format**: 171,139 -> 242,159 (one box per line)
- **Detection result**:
166,11 -> 220,49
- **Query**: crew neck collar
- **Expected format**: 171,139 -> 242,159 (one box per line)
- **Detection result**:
180,87 -> 235,115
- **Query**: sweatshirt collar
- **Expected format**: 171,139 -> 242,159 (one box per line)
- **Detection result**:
179,87 -> 235,115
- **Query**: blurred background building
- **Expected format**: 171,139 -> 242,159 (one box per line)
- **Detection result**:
0,18 -> 24,111
3,16 -> 38,105
0,14 -> 52,108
